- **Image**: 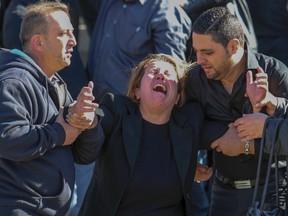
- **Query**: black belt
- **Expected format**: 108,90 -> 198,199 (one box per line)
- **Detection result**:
215,172 -> 266,189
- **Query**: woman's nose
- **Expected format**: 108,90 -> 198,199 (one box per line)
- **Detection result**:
156,73 -> 165,80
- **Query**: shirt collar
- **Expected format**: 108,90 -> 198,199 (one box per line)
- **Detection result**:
245,43 -> 260,71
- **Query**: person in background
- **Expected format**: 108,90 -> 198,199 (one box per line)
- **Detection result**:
0,2 -> 101,215
247,0 -> 288,66
0,0 -> 10,47
185,6 -> 288,215
78,0 -> 100,36
74,53 -> 213,216
87,0 -> 192,101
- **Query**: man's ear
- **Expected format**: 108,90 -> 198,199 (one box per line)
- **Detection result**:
31,34 -> 44,51
228,38 -> 240,54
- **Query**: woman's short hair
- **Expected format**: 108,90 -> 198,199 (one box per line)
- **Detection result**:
127,53 -> 194,107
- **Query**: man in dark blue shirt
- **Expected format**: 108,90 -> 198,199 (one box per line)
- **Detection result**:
87,0 -> 192,101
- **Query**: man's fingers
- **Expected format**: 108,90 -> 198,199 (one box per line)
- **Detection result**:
246,70 -> 253,85
256,66 -> 265,73
210,140 -> 219,149
215,147 -> 221,152
88,81 -> 94,89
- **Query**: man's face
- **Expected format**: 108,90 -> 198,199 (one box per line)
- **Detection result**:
43,10 -> 76,72
192,33 -> 233,80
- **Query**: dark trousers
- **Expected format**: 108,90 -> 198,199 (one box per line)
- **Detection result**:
209,180 -> 255,216
209,170 -> 286,216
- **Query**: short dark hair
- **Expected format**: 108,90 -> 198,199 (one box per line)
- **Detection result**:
192,6 -> 244,48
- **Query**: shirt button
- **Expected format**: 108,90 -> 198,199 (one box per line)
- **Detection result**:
186,192 -> 190,199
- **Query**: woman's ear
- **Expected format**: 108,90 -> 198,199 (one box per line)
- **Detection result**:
175,93 -> 180,105
135,88 -> 140,100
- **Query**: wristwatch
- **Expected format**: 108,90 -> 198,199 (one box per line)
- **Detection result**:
244,140 -> 250,155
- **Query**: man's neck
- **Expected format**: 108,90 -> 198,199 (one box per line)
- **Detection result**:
221,49 -> 247,94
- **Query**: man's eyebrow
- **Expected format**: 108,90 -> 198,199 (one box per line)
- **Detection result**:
193,47 -> 213,52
